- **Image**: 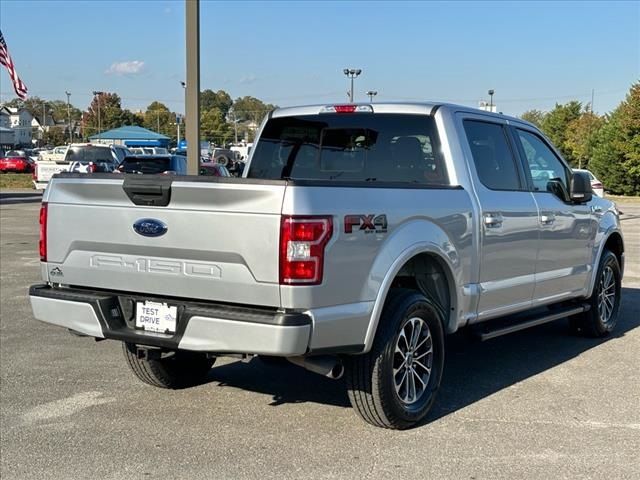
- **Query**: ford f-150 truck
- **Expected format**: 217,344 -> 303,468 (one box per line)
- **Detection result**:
29,103 -> 624,429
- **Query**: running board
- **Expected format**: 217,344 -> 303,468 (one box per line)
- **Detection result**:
476,304 -> 590,341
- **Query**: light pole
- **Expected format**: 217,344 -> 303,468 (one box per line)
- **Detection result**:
176,81 -> 186,146
92,91 -> 104,140
343,68 -> 362,103
366,90 -> 378,102
65,91 -> 72,143
41,101 -> 46,147
488,89 -> 495,112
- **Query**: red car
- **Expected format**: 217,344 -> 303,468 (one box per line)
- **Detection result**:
199,162 -> 231,177
0,151 -> 34,173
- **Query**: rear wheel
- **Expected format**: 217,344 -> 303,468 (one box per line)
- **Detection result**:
570,250 -> 621,337
122,343 -> 215,389
345,289 -> 445,429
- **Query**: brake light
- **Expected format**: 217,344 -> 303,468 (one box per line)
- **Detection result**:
88,162 -> 97,173
320,105 -> 373,114
279,216 -> 333,285
39,202 -> 47,262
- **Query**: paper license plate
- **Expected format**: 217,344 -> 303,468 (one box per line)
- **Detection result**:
135,301 -> 177,333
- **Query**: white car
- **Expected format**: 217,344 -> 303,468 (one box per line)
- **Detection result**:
574,169 -> 604,197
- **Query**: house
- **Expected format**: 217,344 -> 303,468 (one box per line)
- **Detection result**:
0,127 -> 15,148
6,107 -> 34,146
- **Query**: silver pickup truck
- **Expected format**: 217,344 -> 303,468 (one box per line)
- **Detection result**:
29,103 -> 624,429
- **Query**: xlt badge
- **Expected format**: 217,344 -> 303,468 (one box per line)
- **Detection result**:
344,214 -> 388,234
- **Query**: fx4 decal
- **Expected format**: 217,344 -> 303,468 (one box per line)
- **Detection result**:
344,214 -> 388,234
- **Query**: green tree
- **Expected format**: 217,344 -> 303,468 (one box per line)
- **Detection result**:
143,101 -> 175,138
201,107 -> 231,145
84,92 -> 127,135
590,82 -> 640,195
47,100 -> 82,124
43,126 -> 67,145
564,111 -> 605,169
520,109 -> 546,128
231,96 -> 276,142
201,89 -> 233,118
540,101 -> 582,163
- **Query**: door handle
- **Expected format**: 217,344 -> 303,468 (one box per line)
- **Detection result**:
484,213 -> 503,228
540,214 -> 555,225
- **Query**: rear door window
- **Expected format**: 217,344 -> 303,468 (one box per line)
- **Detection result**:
247,114 -> 448,185
463,120 -> 522,191
119,156 -> 171,174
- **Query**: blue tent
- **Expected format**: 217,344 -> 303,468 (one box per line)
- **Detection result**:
88,126 -> 170,148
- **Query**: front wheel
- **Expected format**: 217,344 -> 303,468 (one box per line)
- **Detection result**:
122,343 -> 215,389
345,289 -> 445,429
570,250 -> 621,337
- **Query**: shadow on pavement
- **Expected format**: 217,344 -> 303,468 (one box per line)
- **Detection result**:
204,287 -> 640,417
0,191 -> 42,204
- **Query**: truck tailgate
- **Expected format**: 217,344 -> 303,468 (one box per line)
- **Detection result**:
43,175 -> 285,307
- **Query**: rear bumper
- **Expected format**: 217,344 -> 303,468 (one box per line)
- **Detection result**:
29,285 -> 312,356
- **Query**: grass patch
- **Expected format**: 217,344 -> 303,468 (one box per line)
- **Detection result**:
0,174 -> 34,190
606,194 -> 640,204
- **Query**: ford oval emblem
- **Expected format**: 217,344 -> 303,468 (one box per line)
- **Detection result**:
133,219 -> 168,237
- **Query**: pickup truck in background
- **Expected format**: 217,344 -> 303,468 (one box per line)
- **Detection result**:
33,143 -> 131,188
29,103 -> 624,429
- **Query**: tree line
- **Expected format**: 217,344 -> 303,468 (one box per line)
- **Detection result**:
521,82 -> 639,195
3,89 -> 276,146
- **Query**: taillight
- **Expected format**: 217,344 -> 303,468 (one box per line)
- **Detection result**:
320,105 -> 373,114
279,216 -> 333,285
39,202 -> 47,262
88,162 -> 97,173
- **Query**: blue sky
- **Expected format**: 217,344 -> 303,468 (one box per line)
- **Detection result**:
0,0 -> 638,116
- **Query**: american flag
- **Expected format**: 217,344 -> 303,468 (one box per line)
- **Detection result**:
0,30 -> 28,100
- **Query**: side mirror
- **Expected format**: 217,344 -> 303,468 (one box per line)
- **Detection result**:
569,171 -> 592,203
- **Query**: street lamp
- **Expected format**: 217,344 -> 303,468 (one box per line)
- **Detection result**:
343,68 -> 362,103
488,89 -> 495,111
366,90 -> 378,102
92,91 -> 104,140
65,91 -> 72,143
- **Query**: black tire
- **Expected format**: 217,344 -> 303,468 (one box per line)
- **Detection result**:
216,155 -> 229,166
345,289 -> 445,429
570,250 -> 621,337
122,343 -> 215,389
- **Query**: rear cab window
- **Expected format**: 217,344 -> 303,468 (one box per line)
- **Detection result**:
247,113 -> 449,185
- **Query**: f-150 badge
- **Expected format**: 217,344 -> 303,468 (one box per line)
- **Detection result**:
344,214 -> 388,234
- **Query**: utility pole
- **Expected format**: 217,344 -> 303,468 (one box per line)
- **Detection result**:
92,91 -> 104,141
185,0 -> 200,175
41,102 -> 46,147
65,91 -> 72,143
343,68 -> 362,103
156,110 -> 160,133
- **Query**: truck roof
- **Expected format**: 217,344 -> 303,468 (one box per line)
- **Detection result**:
272,102 -> 533,128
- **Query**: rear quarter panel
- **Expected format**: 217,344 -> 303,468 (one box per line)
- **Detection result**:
281,184 -> 474,348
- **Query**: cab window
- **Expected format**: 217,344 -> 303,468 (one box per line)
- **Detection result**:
516,129 -> 569,197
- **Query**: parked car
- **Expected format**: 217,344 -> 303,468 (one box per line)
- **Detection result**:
117,155 -> 188,175
65,144 -> 131,174
38,145 -> 68,163
573,168 -> 604,197
199,161 -> 231,177
129,147 -> 169,156
0,151 -> 33,173
29,102 -> 624,430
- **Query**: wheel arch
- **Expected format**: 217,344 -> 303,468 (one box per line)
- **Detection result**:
363,242 -> 460,353
588,228 -> 624,297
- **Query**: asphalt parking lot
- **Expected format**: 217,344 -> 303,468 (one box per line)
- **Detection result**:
1,195 -> 639,480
